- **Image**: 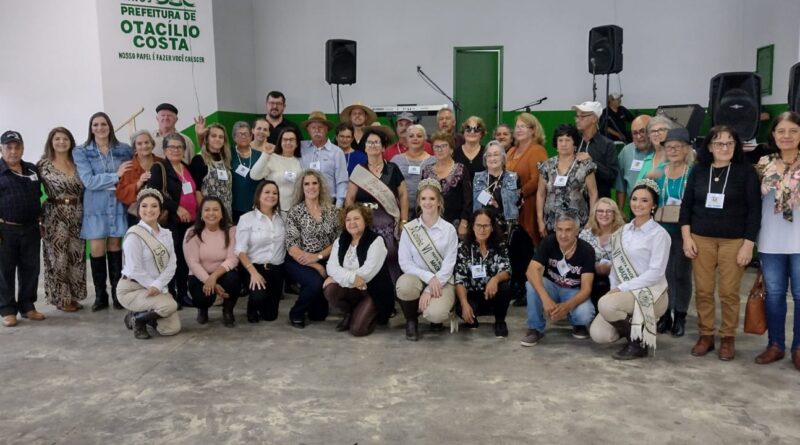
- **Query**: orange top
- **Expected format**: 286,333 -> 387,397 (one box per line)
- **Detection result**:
506,143 -> 548,246
116,154 -> 163,206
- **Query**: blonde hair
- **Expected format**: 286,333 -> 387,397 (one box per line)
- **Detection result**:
201,123 -> 232,169
292,169 -> 333,209
515,113 -> 545,146
586,198 -> 625,235
416,179 -> 445,217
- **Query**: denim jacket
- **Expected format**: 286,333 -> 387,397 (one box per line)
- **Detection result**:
472,170 -> 520,222
74,141 -> 133,239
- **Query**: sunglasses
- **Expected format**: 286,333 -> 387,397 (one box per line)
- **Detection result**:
464,125 -> 483,133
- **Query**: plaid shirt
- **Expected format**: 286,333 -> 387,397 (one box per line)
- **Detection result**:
0,158 -> 42,224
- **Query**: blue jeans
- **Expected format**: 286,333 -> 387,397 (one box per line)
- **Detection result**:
759,253 -> 800,353
526,278 -> 596,332
285,257 -> 328,322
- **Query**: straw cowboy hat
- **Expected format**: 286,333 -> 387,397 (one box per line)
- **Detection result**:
340,101 -> 377,125
301,111 -> 335,131
365,121 -> 396,143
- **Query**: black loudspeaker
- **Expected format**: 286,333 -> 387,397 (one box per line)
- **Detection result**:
709,72 -> 761,140
789,62 -> 800,112
326,39 -> 356,85
656,104 -> 705,139
588,25 -> 623,75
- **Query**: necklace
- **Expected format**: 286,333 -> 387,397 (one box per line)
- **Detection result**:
712,165 -> 727,182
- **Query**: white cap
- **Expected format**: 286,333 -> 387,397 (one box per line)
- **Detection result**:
571,101 -> 603,118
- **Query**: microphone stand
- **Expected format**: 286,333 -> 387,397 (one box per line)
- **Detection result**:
591,58 -> 598,101
417,65 -> 461,116
510,97 -> 548,112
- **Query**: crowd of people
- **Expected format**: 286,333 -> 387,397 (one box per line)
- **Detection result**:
1,92 -> 798,371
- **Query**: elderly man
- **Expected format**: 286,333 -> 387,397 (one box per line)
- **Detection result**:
572,101 -> 620,199
0,131 -> 45,327
300,111 -> 348,207
265,91 -> 301,145
152,103 -> 194,163
384,112 -> 433,161
340,102 -> 377,151
615,115 -> 652,211
520,211 -> 596,346
436,107 -> 464,149
600,93 -> 635,143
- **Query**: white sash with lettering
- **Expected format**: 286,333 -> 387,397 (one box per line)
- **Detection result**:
403,219 -> 453,285
125,225 -> 171,274
611,229 -> 667,349
349,164 -> 400,219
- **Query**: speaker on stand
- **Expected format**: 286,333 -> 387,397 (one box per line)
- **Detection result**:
325,39 -> 357,114
708,72 -> 762,141
789,62 -> 800,112
588,25 -> 622,135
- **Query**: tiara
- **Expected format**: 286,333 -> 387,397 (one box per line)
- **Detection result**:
634,178 -> 661,195
417,177 -> 442,193
137,187 -> 164,203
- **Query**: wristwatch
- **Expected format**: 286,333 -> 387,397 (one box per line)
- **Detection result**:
317,254 -> 323,261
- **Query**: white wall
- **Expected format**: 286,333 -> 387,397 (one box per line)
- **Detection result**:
212,0 -> 258,113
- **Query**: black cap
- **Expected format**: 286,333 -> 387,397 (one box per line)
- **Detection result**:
663,128 -> 691,145
156,103 -> 179,114
1,130 -> 23,145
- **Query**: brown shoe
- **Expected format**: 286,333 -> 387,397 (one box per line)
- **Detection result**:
718,337 -> 735,361
2,315 -> 17,327
793,350 -> 800,371
23,310 -> 46,321
691,335 -> 715,356
59,301 -> 80,312
754,344 -> 785,364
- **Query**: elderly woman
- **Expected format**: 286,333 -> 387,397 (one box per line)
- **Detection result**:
118,130 -> 162,227
335,122 -> 367,175
422,131 -> 472,238
650,128 -> 694,337
119,188 -> 180,339
230,121 -> 262,223
147,133 -> 202,309
754,111 -> 800,371
537,124 -> 598,237
455,116 -> 487,178
251,117 -> 275,153
345,126 -> 409,283
251,127 -> 303,213
189,122 -> 233,216
590,180 -> 671,360
680,125 -> 760,360
37,127 -> 86,312
285,169 -> 341,328
184,197 -> 241,327
237,180 -> 286,323
493,123 -> 515,152
506,113 -> 548,245
637,115 -> 676,182
454,209 -> 512,338
390,124 -> 436,219
73,112 -> 134,311
324,205 -> 393,336
579,198 -> 625,309
396,179 -> 458,341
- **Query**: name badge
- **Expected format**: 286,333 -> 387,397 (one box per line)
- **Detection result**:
29,172 -> 39,181
554,175 -> 568,187
630,159 -> 644,172
666,197 -> 682,206
470,264 -> 487,279
705,193 -> 725,209
216,169 -> 228,181
408,165 -> 421,175
556,258 -> 571,277
477,189 -> 492,205
284,171 -> 297,181
310,161 -> 321,171
235,164 -> 250,177
181,182 -> 193,195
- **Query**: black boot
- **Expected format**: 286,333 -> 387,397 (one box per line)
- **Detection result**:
671,311 -> 686,337
399,299 -> 419,341
196,307 -> 209,325
107,251 -> 123,310
613,338 -> 649,360
656,311 -> 673,334
610,318 -> 632,341
133,311 -> 161,339
246,298 -> 259,323
90,256 -> 109,311
222,298 -> 236,328
336,313 -> 352,332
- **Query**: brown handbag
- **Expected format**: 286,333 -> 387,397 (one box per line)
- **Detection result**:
654,205 -> 681,223
743,269 -> 767,335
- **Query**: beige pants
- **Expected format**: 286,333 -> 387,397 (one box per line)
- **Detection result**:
396,273 -> 455,324
117,278 -> 181,336
590,289 -> 668,344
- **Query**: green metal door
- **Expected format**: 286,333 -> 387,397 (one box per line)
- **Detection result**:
454,47 -> 503,143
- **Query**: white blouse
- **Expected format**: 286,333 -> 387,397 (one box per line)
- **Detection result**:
250,153 -> 302,211
121,221 -> 177,293
398,216 -> 458,284
610,218 -> 671,293
326,236 -> 388,288
235,208 -> 286,265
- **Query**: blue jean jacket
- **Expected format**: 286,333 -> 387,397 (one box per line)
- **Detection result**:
74,141 -> 133,239
472,170 -> 520,222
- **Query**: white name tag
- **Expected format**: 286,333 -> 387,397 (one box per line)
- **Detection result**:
705,193 -> 725,209
470,264 -> 487,279
29,172 -> 39,181
554,175 -> 568,187
235,164 -> 250,177
630,159 -> 644,172
477,189 -> 492,205
310,161 -> 321,171
216,169 -> 228,181
181,182 -> 193,195
284,170 -> 297,182
666,197 -> 682,206
408,165 -> 421,175
556,258 -> 571,276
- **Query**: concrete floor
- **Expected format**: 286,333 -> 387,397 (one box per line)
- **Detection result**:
1,269 -> 798,445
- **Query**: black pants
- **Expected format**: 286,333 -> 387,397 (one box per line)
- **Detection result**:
285,257 -> 328,322
0,224 -> 41,316
456,281 -> 512,323
188,270 -> 242,309
168,222 -> 192,304
590,274 -> 610,311
240,263 -> 284,321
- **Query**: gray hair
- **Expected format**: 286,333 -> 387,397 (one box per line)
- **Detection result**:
436,107 -> 454,118
646,115 -> 677,133
162,132 -> 186,151
129,129 -> 155,147
482,140 -> 507,168
554,210 -> 580,226
407,124 -> 427,140
232,121 -> 251,139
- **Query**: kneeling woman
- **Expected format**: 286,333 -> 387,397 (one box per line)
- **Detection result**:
589,180 -> 671,360
184,197 -> 241,327
324,205 -> 394,336
454,209 -> 513,338
119,188 -> 181,339
396,179 -> 458,341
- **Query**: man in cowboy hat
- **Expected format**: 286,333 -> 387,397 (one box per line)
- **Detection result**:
384,111 -> 433,161
340,101 -> 377,152
300,111 -> 348,207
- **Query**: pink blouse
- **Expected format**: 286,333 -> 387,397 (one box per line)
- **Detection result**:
183,227 -> 239,281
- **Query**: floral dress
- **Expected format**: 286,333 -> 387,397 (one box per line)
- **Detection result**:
539,157 -> 597,232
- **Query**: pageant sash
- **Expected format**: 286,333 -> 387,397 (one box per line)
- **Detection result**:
349,164 -> 400,219
403,219 -> 453,284
125,225 -> 171,274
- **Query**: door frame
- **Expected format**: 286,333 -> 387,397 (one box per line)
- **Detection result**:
453,46 -> 504,129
